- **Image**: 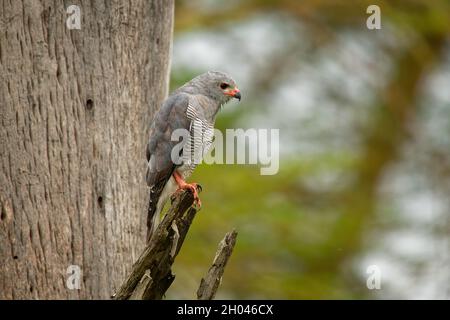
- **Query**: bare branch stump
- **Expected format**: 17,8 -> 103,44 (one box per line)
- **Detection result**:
197,230 -> 238,300
113,188 -> 238,300
113,190 -> 198,300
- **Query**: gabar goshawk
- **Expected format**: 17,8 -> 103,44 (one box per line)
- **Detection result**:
145,71 -> 241,240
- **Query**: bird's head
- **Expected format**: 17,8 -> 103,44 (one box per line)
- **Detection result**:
188,71 -> 241,105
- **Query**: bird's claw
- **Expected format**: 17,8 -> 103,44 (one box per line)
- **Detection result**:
189,183 -> 202,210
192,196 -> 202,210
175,182 -> 202,209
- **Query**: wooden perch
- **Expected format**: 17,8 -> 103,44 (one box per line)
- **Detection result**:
197,230 -> 238,300
113,188 -> 238,300
113,190 -> 198,300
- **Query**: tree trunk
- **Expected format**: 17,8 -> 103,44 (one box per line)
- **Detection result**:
0,0 -> 173,299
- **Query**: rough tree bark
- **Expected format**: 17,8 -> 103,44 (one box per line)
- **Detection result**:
0,0 -> 174,299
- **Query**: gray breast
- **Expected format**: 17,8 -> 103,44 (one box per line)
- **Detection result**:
179,103 -> 215,179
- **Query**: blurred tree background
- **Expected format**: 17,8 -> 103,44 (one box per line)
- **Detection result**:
166,0 -> 450,299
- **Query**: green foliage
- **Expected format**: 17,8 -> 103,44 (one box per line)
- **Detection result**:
167,155 -> 371,299
167,0 -> 450,299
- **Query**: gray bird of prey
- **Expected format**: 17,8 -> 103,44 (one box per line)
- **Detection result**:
145,71 -> 241,240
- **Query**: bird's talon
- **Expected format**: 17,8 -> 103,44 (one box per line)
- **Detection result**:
173,180 -> 202,209
193,198 -> 202,210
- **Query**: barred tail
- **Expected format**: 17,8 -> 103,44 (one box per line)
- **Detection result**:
146,176 -> 176,243
146,190 -> 160,243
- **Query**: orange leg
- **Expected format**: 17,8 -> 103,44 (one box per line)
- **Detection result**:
173,170 -> 202,208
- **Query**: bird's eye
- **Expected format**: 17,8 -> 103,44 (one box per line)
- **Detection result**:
220,83 -> 229,90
